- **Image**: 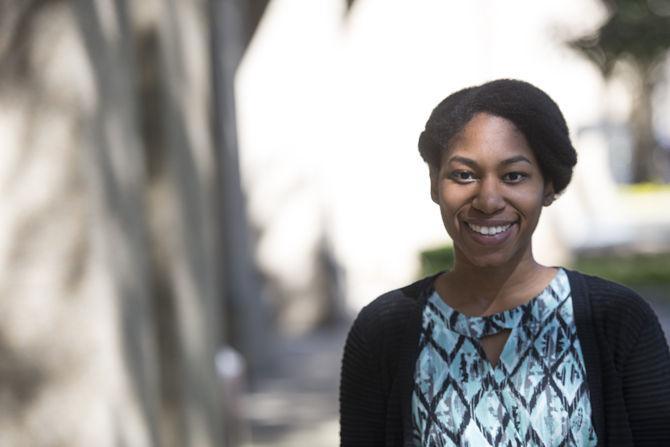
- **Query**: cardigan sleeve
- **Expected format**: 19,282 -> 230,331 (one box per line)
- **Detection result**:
339,305 -> 386,446
621,303 -> 670,445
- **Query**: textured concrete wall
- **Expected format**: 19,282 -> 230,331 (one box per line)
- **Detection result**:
0,1 -> 226,445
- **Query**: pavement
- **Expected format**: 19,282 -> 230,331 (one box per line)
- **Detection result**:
240,321 -> 350,447
239,286 -> 670,446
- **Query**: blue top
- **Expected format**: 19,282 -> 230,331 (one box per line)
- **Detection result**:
411,268 -> 597,446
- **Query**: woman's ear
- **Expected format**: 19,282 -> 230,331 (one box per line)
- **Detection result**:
543,182 -> 556,206
429,166 -> 439,204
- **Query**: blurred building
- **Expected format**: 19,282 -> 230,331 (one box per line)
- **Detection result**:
236,0 -> 670,315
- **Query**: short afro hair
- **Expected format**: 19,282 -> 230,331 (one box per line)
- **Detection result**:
418,79 -> 577,194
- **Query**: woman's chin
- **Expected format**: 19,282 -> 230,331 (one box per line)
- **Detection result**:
456,248 -> 530,270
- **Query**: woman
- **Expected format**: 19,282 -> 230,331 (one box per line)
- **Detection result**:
339,79 -> 670,446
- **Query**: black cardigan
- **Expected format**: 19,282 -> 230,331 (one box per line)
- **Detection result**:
339,269 -> 670,446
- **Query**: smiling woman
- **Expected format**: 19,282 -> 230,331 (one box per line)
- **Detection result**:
339,79 -> 670,447
430,113 -> 553,274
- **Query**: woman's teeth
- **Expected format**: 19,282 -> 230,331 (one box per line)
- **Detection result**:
467,223 -> 513,235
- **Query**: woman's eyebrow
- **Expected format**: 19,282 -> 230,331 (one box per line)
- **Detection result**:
501,155 -> 532,165
446,155 -> 532,167
446,155 -> 477,168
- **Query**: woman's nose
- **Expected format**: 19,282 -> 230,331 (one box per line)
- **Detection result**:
472,178 -> 505,214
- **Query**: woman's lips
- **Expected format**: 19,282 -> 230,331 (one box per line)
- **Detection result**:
464,221 -> 518,246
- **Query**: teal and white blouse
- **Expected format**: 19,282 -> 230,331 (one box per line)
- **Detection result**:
411,268 -> 597,446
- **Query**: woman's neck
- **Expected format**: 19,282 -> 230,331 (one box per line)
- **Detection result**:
436,257 -> 556,316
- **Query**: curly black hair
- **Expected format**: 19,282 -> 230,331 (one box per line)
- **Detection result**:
418,79 -> 577,194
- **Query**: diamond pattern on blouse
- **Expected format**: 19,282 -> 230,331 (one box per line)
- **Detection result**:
411,269 -> 597,447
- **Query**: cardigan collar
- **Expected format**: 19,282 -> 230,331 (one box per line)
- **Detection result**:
398,272 -> 438,446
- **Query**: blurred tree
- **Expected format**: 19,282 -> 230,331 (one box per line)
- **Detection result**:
568,0 -> 670,183
0,0 -> 234,445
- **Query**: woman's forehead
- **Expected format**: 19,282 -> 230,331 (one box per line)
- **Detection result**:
443,113 -> 538,165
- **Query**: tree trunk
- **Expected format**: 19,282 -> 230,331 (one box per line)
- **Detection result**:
0,0 -> 231,445
630,64 -> 658,183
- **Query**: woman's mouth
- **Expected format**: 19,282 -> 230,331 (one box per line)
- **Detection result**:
464,221 -> 518,245
466,222 -> 513,236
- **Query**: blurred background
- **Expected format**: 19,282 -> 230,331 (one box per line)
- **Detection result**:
1,0 -> 669,446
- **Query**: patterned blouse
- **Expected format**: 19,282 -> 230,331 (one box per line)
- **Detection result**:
411,268 -> 597,446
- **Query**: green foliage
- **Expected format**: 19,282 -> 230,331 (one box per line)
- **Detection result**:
419,245 -> 454,277
568,0 -> 670,74
622,182 -> 670,193
574,252 -> 670,286
419,245 -> 670,290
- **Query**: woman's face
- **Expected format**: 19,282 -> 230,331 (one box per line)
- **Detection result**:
430,112 -> 554,269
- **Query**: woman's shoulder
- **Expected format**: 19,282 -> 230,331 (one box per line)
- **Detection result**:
567,268 -> 660,327
364,274 -> 433,311
349,274 -> 435,342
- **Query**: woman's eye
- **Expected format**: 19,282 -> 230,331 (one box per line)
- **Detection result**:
503,172 -> 528,183
450,171 -> 476,183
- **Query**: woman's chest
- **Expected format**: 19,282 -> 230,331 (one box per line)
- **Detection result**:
410,284 -> 597,446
